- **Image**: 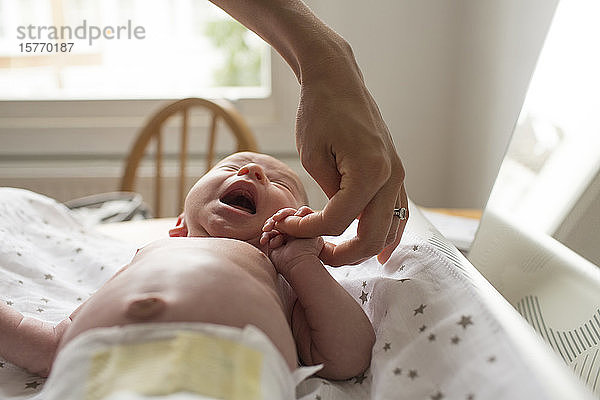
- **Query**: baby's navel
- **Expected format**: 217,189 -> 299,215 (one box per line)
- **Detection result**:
125,295 -> 167,321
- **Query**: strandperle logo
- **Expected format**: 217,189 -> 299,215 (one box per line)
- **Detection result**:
16,20 -> 146,46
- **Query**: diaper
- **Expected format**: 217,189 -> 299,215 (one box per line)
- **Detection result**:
41,323 -> 322,400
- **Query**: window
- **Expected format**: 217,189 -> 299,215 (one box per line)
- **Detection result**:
0,0 -> 270,100
488,0 -> 600,234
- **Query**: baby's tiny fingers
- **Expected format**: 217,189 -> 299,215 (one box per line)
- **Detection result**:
272,207 -> 298,222
274,206 -> 315,233
260,229 -> 280,245
269,233 -> 286,248
263,218 -> 276,232
260,232 -> 270,245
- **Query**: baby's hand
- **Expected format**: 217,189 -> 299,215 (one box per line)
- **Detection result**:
261,206 -> 314,247
261,207 -> 324,276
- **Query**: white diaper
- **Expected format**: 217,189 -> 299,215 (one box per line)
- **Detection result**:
41,323 -> 322,400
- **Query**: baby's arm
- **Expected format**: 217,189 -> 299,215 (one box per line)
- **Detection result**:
262,207 -> 375,380
0,301 -> 70,377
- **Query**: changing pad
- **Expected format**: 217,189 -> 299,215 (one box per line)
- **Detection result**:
0,188 -> 593,399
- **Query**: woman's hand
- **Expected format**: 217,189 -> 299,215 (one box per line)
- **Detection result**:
275,51 -> 409,266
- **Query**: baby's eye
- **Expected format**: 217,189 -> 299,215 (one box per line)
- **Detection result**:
220,164 -> 239,171
272,180 -> 292,191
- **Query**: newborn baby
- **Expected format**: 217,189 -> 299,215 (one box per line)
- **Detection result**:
0,152 -> 375,385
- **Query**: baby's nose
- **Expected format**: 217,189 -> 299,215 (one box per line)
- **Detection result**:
237,163 -> 268,183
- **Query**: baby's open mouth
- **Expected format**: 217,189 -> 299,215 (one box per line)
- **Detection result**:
220,189 -> 256,214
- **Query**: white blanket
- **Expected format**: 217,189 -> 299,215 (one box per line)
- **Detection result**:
0,188 -> 136,398
0,188 -> 573,399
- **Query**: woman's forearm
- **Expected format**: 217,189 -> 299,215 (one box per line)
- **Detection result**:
208,0 -> 352,82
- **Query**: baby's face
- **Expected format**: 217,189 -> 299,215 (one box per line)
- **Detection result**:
183,152 -> 306,245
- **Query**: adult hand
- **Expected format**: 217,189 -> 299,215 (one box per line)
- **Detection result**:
272,48 -> 409,266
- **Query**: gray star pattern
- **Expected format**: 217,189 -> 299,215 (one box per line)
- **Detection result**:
414,304 -> 426,315
458,315 -> 473,329
359,290 -> 369,305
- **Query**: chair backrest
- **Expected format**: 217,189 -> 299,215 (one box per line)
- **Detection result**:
120,97 -> 258,217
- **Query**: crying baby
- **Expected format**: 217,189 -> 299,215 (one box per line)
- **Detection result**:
0,152 -> 375,398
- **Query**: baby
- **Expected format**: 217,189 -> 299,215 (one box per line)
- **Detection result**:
0,152 -> 375,386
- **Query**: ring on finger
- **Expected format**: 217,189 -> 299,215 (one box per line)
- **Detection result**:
393,207 -> 407,220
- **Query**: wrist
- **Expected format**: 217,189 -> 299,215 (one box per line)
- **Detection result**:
280,253 -> 321,282
296,34 -> 360,85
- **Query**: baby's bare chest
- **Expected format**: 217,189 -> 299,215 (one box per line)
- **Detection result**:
125,239 -> 279,294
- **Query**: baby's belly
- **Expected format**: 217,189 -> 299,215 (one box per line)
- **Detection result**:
59,251 -> 297,370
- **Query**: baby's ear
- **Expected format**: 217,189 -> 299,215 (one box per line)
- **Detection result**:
169,213 -> 188,237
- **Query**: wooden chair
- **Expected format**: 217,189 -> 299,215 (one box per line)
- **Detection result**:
120,97 -> 258,217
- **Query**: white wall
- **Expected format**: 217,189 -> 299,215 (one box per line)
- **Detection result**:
308,0 -> 458,206
0,0 -> 558,210
306,0 -> 557,208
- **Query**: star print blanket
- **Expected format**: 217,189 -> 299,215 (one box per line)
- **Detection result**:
0,188 -> 588,399
0,189 -> 136,398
